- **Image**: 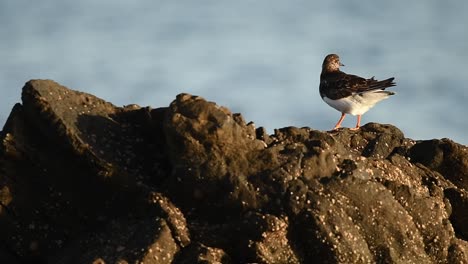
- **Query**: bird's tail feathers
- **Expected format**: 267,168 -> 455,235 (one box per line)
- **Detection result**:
368,77 -> 396,91
374,90 -> 396,96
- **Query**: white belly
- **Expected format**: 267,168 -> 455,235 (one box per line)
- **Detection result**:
323,91 -> 393,115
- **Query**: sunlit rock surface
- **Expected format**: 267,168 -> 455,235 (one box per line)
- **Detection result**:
0,80 -> 467,263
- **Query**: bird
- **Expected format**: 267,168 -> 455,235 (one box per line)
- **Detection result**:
319,54 -> 396,130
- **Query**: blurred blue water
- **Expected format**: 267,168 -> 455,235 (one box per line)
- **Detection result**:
1,1 -> 467,144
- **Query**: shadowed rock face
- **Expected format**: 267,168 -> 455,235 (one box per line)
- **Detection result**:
0,79 -> 467,263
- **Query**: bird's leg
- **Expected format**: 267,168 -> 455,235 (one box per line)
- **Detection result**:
333,113 -> 346,130
350,115 -> 361,130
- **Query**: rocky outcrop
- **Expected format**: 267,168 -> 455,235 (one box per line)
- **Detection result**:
0,79 -> 467,263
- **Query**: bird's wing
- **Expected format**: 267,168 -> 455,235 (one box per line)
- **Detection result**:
321,72 -> 395,100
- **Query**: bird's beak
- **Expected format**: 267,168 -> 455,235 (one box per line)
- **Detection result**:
340,62 -> 345,66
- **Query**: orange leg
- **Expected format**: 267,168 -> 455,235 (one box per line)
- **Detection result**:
333,113 -> 346,130
350,115 -> 361,130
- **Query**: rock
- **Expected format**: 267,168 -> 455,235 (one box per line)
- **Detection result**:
53,217 -> 179,264
410,138 -> 468,190
163,93 -> 266,214
444,188 -> 468,240
448,239 -> 468,264
0,79 -> 467,263
240,213 -> 300,263
174,243 -> 232,264
148,192 -> 191,247
0,80 -> 171,261
0,248 -> 21,264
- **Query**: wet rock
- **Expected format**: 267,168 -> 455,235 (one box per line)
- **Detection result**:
0,80 -> 467,263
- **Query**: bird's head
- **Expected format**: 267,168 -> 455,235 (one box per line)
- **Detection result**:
322,54 -> 344,72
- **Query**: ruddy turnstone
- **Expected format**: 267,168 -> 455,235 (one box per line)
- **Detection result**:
319,54 -> 396,130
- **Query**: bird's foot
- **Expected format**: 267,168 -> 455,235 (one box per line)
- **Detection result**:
330,125 -> 343,132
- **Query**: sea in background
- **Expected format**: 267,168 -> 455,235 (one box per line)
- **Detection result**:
1,1 -> 467,145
